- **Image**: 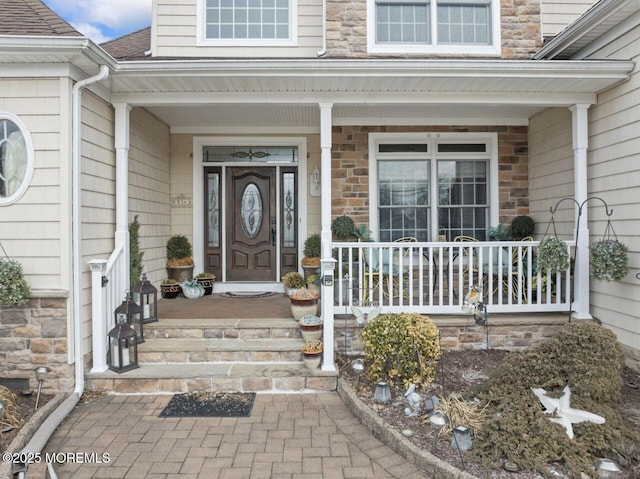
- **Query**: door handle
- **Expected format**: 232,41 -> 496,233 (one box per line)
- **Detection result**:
271,227 -> 276,246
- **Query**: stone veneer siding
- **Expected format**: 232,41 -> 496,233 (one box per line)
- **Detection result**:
326,0 -> 541,59
0,291 -> 72,394
331,125 -> 529,226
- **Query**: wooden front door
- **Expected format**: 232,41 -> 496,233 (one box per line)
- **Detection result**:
226,167 -> 276,281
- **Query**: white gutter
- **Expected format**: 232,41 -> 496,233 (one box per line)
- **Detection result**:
316,0 -> 327,57
13,65 -> 110,479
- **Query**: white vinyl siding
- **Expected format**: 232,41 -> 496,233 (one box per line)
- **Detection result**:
540,0 -> 597,38
153,0 -> 322,57
584,25 -> 640,360
129,107 -> 172,288
0,78 -> 70,291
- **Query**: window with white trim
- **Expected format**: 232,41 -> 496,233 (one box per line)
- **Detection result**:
202,0 -> 295,44
370,134 -> 497,241
367,0 -> 499,54
0,113 -> 34,205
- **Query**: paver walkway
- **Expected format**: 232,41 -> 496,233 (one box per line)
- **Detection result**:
40,393 -> 429,479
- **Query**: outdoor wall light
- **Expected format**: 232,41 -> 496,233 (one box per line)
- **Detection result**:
451,425 -> 472,452
34,366 -> 48,411
595,458 -> 623,478
373,381 -> 391,404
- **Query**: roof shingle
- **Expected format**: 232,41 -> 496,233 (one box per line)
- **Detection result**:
0,0 -> 82,37
100,27 -> 151,61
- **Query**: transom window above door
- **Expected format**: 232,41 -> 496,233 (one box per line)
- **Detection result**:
367,0 -> 500,55
200,0 -> 297,45
369,134 -> 498,242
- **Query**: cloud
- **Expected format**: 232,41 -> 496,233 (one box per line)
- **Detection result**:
43,0 -> 152,42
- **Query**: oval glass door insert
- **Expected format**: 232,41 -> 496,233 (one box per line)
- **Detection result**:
241,183 -> 262,238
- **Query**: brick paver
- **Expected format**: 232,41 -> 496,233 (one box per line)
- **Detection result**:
38,393 -> 429,478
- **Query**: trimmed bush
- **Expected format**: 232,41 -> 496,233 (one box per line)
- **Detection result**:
0,259 -> 30,306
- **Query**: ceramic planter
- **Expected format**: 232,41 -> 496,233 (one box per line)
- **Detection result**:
289,289 -> 319,321
167,265 -> 194,283
299,315 -> 323,341
196,277 -> 215,295
160,283 -> 180,299
301,340 -> 323,370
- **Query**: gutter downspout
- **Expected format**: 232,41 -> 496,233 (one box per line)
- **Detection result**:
13,65 -> 109,479
316,0 -> 327,57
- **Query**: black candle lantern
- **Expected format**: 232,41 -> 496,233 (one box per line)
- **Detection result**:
114,291 -> 144,343
107,321 -> 139,373
133,273 -> 158,324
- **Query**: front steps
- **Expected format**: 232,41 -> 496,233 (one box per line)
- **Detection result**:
85,317 -> 337,394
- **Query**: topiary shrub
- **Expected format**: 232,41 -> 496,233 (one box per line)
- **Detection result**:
360,313 -> 441,389
0,258 -> 30,306
331,215 -> 356,240
166,234 -> 194,266
510,215 -> 535,240
303,233 -> 321,258
469,322 -> 639,477
129,215 -> 144,288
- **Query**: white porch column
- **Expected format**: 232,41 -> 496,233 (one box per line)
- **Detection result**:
319,103 -> 336,372
570,104 -> 592,319
114,103 -> 132,292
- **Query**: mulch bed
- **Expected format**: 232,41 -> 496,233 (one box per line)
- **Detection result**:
337,350 -> 640,479
159,392 -> 256,418
0,391 -> 53,453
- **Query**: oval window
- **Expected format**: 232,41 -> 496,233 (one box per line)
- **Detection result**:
0,114 -> 34,205
241,183 -> 262,238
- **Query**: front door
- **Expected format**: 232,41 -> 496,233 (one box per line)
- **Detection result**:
227,167 -> 276,281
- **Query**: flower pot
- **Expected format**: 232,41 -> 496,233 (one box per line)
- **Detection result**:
196,277 -> 215,295
299,315 -> 323,341
302,352 -> 322,370
167,265 -> 194,283
160,283 -> 180,299
290,297 -> 319,321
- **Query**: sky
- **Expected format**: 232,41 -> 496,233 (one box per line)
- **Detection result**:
41,0 -> 153,44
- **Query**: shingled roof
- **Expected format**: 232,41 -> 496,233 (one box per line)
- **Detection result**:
0,0 -> 82,37
100,27 -> 151,61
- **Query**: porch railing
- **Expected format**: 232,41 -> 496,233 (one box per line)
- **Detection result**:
332,240 -> 574,315
88,242 -> 126,372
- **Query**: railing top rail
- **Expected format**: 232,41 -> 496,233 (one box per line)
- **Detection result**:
105,242 -> 125,272
333,240 -> 575,248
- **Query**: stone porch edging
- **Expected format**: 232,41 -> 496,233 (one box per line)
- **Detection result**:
337,377 -> 479,479
0,392 -> 68,478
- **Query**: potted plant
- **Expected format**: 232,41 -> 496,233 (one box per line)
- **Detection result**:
510,215 -> 535,240
306,274 -> 320,296
282,271 -> 305,297
537,237 -> 569,273
299,314 -> 323,341
195,272 -> 216,295
0,258 -> 30,306
160,278 -> 180,299
289,288 -> 319,321
301,233 -> 321,279
590,239 -> 629,281
166,234 -> 194,282
332,215 -> 356,241
300,339 -> 323,369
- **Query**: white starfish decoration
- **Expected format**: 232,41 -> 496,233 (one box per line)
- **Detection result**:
531,385 -> 605,439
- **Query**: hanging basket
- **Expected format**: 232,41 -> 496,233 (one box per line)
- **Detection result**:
536,237 -> 569,273
590,239 -> 629,281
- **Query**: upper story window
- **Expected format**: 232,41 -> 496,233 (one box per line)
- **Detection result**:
199,0 -> 297,45
368,0 -> 500,55
0,113 -> 34,206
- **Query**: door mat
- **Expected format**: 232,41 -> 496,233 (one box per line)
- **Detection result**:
218,292 -> 279,299
159,392 -> 256,418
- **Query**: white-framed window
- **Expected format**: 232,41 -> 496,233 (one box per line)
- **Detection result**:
0,113 -> 34,205
367,0 -> 500,55
369,133 -> 498,241
198,0 -> 297,46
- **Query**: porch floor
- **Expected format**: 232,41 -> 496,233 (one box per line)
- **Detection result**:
158,292 -> 294,319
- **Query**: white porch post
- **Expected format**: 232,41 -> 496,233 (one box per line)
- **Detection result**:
319,103 -> 336,372
570,104 -> 592,319
114,103 -> 132,292
89,260 -> 108,372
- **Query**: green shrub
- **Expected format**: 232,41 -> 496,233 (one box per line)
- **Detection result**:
331,215 -> 356,240
0,259 -> 30,306
488,223 -> 511,241
470,322 -> 638,477
303,233 -> 321,258
166,234 -> 193,266
129,215 -> 144,288
360,313 -> 441,388
510,215 -> 535,240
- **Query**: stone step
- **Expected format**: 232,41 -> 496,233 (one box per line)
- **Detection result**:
85,363 -> 337,393
138,338 -> 306,363
144,317 -> 301,340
